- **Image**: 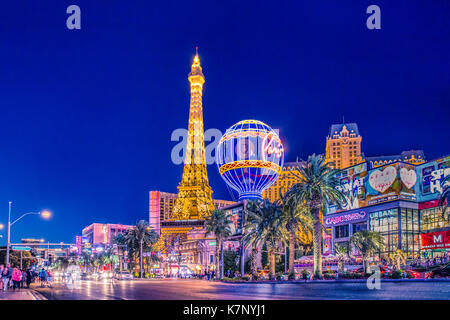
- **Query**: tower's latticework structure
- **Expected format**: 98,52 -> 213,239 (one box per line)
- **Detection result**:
155,51 -> 215,254
172,52 -> 214,220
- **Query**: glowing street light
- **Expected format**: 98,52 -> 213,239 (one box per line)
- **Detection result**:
5,202 -> 52,265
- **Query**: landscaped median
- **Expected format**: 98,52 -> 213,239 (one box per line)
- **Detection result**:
220,278 -> 450,284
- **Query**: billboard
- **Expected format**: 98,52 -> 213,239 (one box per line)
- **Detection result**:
328,161 -> 419,213
224,205 -> 244,236
416,156 -> 450,202
420,230 -> 450,250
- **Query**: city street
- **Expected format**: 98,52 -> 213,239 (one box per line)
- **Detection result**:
34,279 -> 450,300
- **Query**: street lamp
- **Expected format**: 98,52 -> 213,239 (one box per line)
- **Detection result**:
5,201 -> 51,265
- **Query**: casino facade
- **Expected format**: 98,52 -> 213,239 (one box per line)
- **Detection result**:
324,155 -> 449,258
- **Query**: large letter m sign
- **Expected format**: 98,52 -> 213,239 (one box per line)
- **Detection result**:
433,235 -> 442,243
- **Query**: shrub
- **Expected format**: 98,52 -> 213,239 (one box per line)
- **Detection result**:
301,269 -> 309,280
390,270 -> 403,279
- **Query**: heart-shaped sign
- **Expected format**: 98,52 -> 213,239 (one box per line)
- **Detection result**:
400,167 -> 417,189
369,166 -> 397,193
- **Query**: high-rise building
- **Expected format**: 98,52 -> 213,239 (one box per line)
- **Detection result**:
172,51 -> 214,220
82,223 -> 133,247
325,123 -> 363,169
262,161 -> 303,202
149,190 -> 234,234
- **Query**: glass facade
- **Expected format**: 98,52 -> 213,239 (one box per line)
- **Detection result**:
420,206 -> 449,232
400,207 -> 420,256
369,208 -> 399,254
368,207 -> 420,256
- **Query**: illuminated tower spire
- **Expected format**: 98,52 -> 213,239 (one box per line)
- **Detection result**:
172,49 -> 214,220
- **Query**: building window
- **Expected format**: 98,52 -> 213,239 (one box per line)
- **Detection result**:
352,223 -> 367,234
335,225 -> 349,238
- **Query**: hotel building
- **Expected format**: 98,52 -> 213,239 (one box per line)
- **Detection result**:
81,223 -> 134,248
262,161 -> 304,202
325,123 -> 364,169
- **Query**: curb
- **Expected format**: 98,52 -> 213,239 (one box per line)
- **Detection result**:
29,290 -> 48,300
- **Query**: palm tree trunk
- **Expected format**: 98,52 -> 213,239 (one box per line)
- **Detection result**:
140,239 -> 143,279
312,208 -> 323,279
338,259 -> 344,275
268,246 -> 276,280
220,241 -> 224,280
363,256 -> 368,274
251,246 -> 258,280
216,238 -> 221,279
288,229 -> 296,278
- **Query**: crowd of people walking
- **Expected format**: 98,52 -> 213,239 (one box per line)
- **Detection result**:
0,264 -> 52,292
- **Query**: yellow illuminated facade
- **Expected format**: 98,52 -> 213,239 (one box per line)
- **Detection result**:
325,123 -> 363,169
262,162 -> 303,203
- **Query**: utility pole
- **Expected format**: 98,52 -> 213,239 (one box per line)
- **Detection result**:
6,201 -> 11,265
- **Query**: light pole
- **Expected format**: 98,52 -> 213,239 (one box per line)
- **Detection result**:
5,201 -> 51,265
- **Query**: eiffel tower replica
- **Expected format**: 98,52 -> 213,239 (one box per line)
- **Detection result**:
155,50 -> 215,253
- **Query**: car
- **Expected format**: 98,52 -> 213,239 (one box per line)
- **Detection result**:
115,271 -> 133,280
101,272 -> 114,280
90,272 -> 101,281
80,272 -> 89,280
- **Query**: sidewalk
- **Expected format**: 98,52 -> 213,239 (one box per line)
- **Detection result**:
0,288 -> 46,300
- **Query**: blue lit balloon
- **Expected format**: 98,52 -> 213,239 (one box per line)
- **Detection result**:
216,120 -> 284,200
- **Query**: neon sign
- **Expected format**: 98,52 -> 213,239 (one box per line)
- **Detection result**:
324,211 -> 367,226
262,132 -> 283,161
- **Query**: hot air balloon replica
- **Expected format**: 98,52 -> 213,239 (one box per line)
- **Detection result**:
216,120 -> 284,200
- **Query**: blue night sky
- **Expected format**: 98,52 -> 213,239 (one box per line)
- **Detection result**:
0,1 -> 449,244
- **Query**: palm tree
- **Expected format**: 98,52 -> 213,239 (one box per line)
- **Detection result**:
125,220 -> 160,278
245,200 -> 287,280
334,243 -> 349,276
278,190 -> 314,279
390,249 -> 406,271
113,233 -> 127,271
79,250 -> 93,272
350,230 -> 384,274
204,209 -> 233,279
289,154 -> 347,279
439,175 -> 450,221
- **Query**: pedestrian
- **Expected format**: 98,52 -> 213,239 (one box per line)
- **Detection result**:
47,270 -> 53,288
3,264 -> 13,290
0,265 -> 4,291
11,268 -> 22,291
1,265 -> 10,291
21,269 -> 26,288
39,268 -> 47,288
26,269 -> 32,288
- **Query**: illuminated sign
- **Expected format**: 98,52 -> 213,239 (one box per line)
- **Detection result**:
324,211 -> 367,226
369,166 -> 397,193
262,132 -> 283,161
417,156 -> 450,201
421,230 -> 450,250
12,246 -> 31,251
